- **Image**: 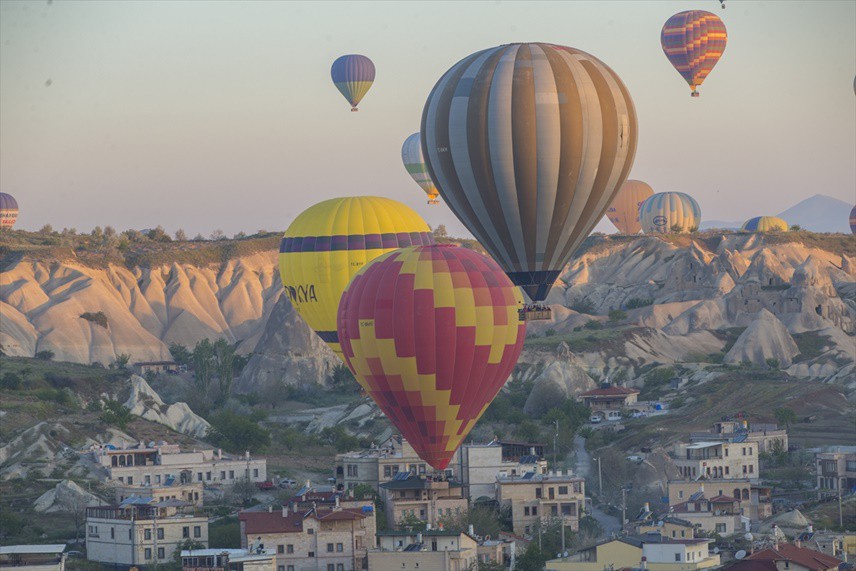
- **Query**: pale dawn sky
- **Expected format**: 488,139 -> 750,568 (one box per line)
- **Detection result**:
1,0 -> 854,237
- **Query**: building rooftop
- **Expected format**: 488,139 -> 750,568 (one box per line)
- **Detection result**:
379,472 -> 462,490
239,507 -> 367,535
497,471 -> 582,484
579,386 -> 640,397
745,544 -> 842,571
0,545 -> 66,556
685,441 -> 724,450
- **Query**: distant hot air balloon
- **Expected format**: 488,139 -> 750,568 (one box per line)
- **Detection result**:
0,192 -> 18,229
421,43 -> 638,304
850,205 -> 856,234
330,54 -> 375,111
661,11 -> 727,97
606,180 -> 654,234
719,0 -> 726,9
640,192 -> 702,233
337,244 -> 526,470
279,197 -> 433,360
742,216 -> 789,233
401,133 -> 440,205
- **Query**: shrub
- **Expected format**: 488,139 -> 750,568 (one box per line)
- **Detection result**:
0,373 -> 22,390
544,328 -> 557,337
100,399 -> 132,428
625,298 -> 654,310
765,358 -> 780,370
608,309 -> 627,323
583,319 -> 602,330
207,410 -> 271,453
570,299 -> 596,315
80,311 -> 109,329
35,350 -> 55,361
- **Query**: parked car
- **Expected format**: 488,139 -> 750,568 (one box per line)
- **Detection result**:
605,410 -> 622,421
626,455 -> 644,464
256,480 -> 276,490
590,415 -> 602,424
278,478 -> 297,489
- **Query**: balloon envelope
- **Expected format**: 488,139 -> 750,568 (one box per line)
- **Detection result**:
337,245 -> 526,470
421,42 -> 638,302
850,205 -> 856,234
640,192 -> 701,233
331,54 -> 375,110
279,197 -> 433,359
0,192 -> 18,229
661,10 -> 727,96
402,133 -> 440,204
606,180 -> 654,234
742,216 -> 789,233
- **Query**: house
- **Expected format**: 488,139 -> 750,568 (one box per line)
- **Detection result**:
672,441 -> 759,481
133,361 -> 184,375
545,533 -> 720,571
378,473 -> 467,528
496,471 -> 585,538
636,516 -> 696,540
728,542 -> 843,571
86,501 -> 208,567
578,386 -> 640,411
368,530 -> 478,571
794,527 -> 856,561
668,493 -> 748,536
0,545 -> 66,571
454,440 -> 547,501
114,481 -> 204,507
93,442 -> 267,487
237,502 -> 376,571
180,548 -> 277,571
335,436 -> 444,493
668,480 -> 772,521
689,419 -> 788,454
815,446 -> 856,496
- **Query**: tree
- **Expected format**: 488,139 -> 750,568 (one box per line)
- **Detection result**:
147,225 -> 172,242
207,410 -> 270,453
192,339 -> 216,394
39,224 -> 54,234
608,309 -> 627,323
113,353 -> 131,370
100,399 -> 133,429
516,419 -> 542,442
396,511 -> 427,532
174,228 -> 188,241
59,491 -> 90,548
433,224 -> 448,239
765,357 -> 780,370
213,338 -> 236,401
790,224 -> 802,231
35,350 -> 55,361
774,407 -> 797,428
234,231 -> 247,239
169,343 -> 192,366
193,233 -> 206,241
210,229 -> 226,241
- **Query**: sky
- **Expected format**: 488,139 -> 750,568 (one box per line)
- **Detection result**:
1,0 -> 854,238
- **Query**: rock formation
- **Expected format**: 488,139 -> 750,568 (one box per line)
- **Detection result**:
724,310 -> 799,368
33,479 -> 103,513
124,375 -> 211,438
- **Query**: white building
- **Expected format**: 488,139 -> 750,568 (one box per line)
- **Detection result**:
86,500 -> 208,567
180,548 -> 277,571
0,545 -> 66,571
454,441 -> 546,501
93,442 -> 266,487
672,441 -> 759,481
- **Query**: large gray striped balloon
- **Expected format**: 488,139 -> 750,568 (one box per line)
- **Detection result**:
421,43 -> 638,301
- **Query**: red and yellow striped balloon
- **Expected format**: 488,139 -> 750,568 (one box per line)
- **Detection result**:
337,245 -> 526,470
661,10 -> 727,97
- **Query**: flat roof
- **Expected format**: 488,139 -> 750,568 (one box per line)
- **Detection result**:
0,545 -> 66,555
685,442 -> 723,449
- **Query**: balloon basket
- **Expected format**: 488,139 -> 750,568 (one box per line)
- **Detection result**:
427,199 -> 440,205
519,305 -> 552,322
351,108 -> 359,112
691,91 -> 700,98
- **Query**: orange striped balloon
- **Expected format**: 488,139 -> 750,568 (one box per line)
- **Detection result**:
661,10 -> 727,97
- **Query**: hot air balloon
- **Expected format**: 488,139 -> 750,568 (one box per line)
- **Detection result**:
401,133 -> 440,205
421,43 -> 638,307
337,244 -> 526,470
850,205 -> 856,234
279,197 -> 433,360
640,192 -> 701,233
331,55 -> 375,111
742,216 -> 789,233
661,11 -> 727,97
606,180 -> 654,234
0,192 -> 18,229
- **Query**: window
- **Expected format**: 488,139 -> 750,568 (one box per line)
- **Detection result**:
672,531 -> 676,538
337,565 -> 344,571
183,526 -> 190,538
419,464 -> 426,474
327,565 -> 335,571
308,551 -> 315,558
220,471 -> 226,479
278,567 -> 285,571
287,545 -> 294,554
524,507 -> 530,516
229,470 -> 235,479
336,543 -> 343,552
287,567 -> 295,571
145,475 -> 151,485
532,507 -> 538,516
384,466 -> 392,477
197,472 -> 203,481
551,506 -> 558,516
749,465 -> 754,474
194,526 -> 201,538
558,486 -> 568,495
155,474 -> 161,484
144,549 -> 152,560
127,476 -> 133,485
308,528 -> 315,535
327,543 -> 334,553
129,529 -> 132,540
675,554 -> 681,562
145,529 -> 152,540
206,471 -> 211,481
549,487 -> 555,499
716,523 -> 727,533
347,464 -> 359,478
158,548 -> 165,559
743,466 -> 747,474
679,491 -> 684,498
278,545 -> 285,554
157,528 -> 164,540
846,461 -> 856,472
725,466 -> 730,475
749,447 -> 753,455
525,526 -> 530,534
681,530 -> 686,538
535,488 -> 542,499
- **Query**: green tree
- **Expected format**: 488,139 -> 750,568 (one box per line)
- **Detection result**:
396,512 -> 427,532
100,399 -> 133,429
169,343 -> 192,366
35,350 -> 55,361
433,224 -> 448,239
774,407 -> 797,428
213,338 -> 236,401
765,357 -> 780,370
207,410 -> 270,453
192,339 -> 216,394
516,419 -> 542,442
608,309 -> 627,323
113,353 -> 131,370
174,228 -> 188,241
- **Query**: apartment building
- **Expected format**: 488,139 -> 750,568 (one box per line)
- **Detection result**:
86,501 -> 208,567
368,530 -> 479,571
545,533 -> 719,571
672,441 -> 759,481
378,473 -> 467,528
578,386 -> 640,412
815,446 -> 856,495
114,481 -> 204,507
454,440 -> 547,501
496,471 -> 585,538
636,517 -> 696,540
669,494 -> 748,536
335,436 -> 453,492
93,442 -> 267,486
689,419 -> 788,454
180,548 -> 277,571
238,503 -> 376,571
668,480 -> 772,521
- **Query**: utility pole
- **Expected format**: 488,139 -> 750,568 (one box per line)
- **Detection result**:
839,478 -> 844,528
554,419 -> 559,471
621,487 -> 627,529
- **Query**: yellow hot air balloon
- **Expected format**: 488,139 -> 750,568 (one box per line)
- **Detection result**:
606,180 -> 654,234
279,197 -> 433,360
742,216 -> 788,232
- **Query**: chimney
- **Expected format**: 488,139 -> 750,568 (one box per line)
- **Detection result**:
282,505 -> 289,517
268,505 -> 272,513
245,450 -> 250,460
468,524 -> 475,537
807,524 -> 813,533
640,556 -> 648,570
644,502 -> 650,512
416,532 -> 423,545
218,448 -> 222,459
334,496 -> 340,510
426,523 -> 432,531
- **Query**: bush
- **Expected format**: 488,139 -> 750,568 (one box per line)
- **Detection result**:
625,298 -> 654,310
79,311 -> 109,329
112,354 -> 131,370
544,328 -> 557,337
583,319 -> 602,330
34,388 -> 70,404
100,399 -> 133,428
0,373 -> 22,390
570,299 -> 596,315
35,350 -> 55,361
608,309 -> 627,323
765,358 -> 780,370
207,410 -> 271,453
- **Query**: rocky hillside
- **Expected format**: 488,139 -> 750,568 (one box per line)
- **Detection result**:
2,230 -> 854,392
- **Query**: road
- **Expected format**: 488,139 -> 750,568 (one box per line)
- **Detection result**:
572,435 -> 622,536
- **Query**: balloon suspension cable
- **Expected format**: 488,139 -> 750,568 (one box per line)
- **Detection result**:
519,304 -> 552,322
